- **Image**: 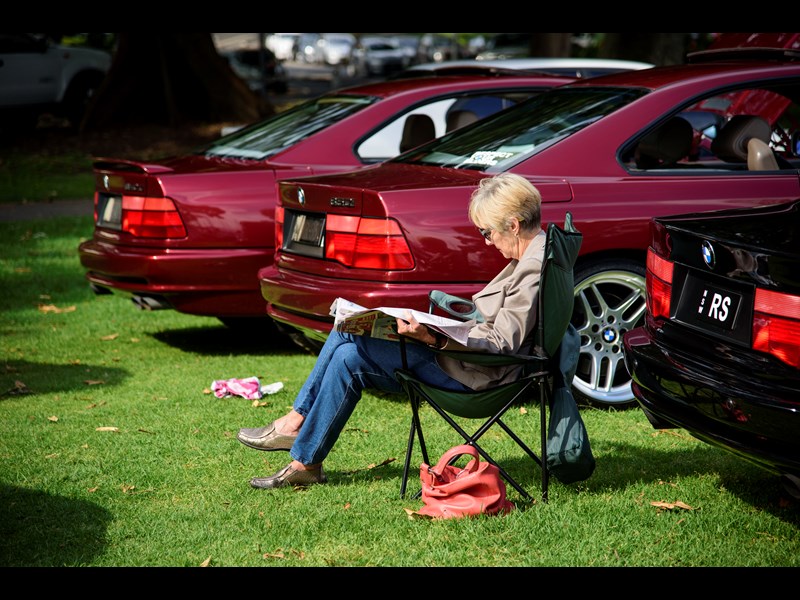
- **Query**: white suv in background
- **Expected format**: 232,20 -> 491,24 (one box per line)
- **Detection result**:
0,33 -> 111,130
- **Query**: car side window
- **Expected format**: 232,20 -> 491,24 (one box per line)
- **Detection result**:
622,86 -> 800,173
355,92 -> 531,163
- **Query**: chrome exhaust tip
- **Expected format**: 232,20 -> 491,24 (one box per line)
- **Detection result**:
131,294 -> 172,311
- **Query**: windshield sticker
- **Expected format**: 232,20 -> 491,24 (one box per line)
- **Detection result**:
465,151 -> 515,166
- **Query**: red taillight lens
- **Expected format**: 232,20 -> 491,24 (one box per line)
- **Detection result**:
646,248 -> 673,319
121,195 -> 186,238
752,288 -> 800,368
275,205 -> 284,249
325,215 -> 414,270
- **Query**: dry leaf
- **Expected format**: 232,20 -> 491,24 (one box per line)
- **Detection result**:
88,487 -> 98,493
343,503 -> 351,510
37,304 -> 76,314
96,426 -> 119,432
69,359 -> 81,365
121,484 -> 135,493
263,551 -> 286,559
45,453 -> 59,459
100,333 -> 119,341
200,557 -> 211,567
202,388 -> 213,395
84,380 -> 105,385
403,507 -> 433,520
519,406 -> 528,415
251,399 -> 268,407
651,500 -> 695,511
47,415 -> 58,422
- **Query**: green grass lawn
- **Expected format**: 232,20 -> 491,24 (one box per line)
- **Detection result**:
1,215 -> 799,567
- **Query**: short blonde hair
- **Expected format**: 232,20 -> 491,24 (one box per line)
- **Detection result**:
468,173 -> 541,233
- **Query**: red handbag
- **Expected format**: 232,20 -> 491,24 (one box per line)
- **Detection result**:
418,444 -> 515,519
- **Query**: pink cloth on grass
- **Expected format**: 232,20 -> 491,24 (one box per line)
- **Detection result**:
211,376 -> 262,400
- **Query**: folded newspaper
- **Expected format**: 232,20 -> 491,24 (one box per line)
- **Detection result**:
330,297 -> 475,346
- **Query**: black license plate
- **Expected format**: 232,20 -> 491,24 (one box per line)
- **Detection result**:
675,272 -> 748,336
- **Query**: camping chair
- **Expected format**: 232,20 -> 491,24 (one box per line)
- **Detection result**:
395,212 -> 582,503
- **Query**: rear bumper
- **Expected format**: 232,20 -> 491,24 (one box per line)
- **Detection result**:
259,264 -> 482,340
623,326 -> 800,478
78,239 -> 272,317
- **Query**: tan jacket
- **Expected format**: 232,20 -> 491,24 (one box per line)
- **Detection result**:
437,229 -> 546,390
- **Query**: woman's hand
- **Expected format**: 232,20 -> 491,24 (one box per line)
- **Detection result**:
396,313 -> 438,345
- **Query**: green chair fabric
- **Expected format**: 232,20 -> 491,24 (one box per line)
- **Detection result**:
395,212 -> 582,503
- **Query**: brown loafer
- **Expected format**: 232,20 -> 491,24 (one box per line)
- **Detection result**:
237,421 -> 297,452
250,463 -> 327,489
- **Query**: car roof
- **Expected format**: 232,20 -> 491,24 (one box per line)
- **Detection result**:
412,57 -> 655,71
331,71 -> 574,99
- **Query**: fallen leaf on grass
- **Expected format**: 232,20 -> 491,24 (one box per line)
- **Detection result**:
403,507 -> 433,520
343,503 -> 351,510
519,406 -> 528,415
87,487 -> 98,493
84,380 -> 105,385
96,426 -> 119,432
2,380 -> 32,396
651,500 -> 695,511
251,399 -> 269,407
263,550 -> 286,559
200,557 -> 211,567
100,333 -> 119,341
37,304 -> 76,314
45,453 -> 59,459
202,388 -> 213,395
121,484 -> 135,494
47,415 -> 58,422
69,359 -> 81,365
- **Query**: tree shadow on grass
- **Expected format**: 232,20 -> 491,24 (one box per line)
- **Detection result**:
1,360 -> 129,398
151,322 -> 302,356
0,484 -> 111,566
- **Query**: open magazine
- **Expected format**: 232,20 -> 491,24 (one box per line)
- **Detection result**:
330,297 -> 476,346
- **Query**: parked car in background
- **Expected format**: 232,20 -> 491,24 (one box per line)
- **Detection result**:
258,40 -> 800,409
0,32 -> 111,130
353,36 -> 408,76
78,72 -> 572,332
294,33 -> 356,66
265,33 -> 300,61
399,57 -> 654,79
417,34 -> 464,63
623,200 -> 800,498
220,47 -> 288,94
476,33 -> 531,60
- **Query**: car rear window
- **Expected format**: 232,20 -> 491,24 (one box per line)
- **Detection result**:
394,87 -> 647,172
199,94 -> 377,160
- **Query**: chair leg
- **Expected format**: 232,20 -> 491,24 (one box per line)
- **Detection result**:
400,394 -> 430,499
540,379 -> 550,503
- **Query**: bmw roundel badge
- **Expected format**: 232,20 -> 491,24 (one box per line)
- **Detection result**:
701,240 -> 715,270
297,187 -> 305,206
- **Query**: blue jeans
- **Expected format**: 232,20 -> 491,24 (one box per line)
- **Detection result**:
290,331 -> 469,465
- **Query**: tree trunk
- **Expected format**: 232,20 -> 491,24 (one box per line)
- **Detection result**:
528,33 -> 573,57
81,32 -> 272,132
598,33 -> 690,66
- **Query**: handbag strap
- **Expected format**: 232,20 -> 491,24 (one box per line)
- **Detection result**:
429,444 -> 480,478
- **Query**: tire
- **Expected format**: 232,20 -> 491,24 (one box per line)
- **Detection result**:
570,259 -> 646,409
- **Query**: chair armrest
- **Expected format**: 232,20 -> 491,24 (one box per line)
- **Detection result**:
428,290 -> 484,322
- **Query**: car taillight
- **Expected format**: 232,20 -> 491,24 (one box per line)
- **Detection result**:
275,205 -> 284,248
325,215 -> 414,270
646,248 -> 673,319
122,195 -> 186,238
752,288 -> 800,369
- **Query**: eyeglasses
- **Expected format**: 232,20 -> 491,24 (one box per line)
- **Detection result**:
478,226 -> 493,241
